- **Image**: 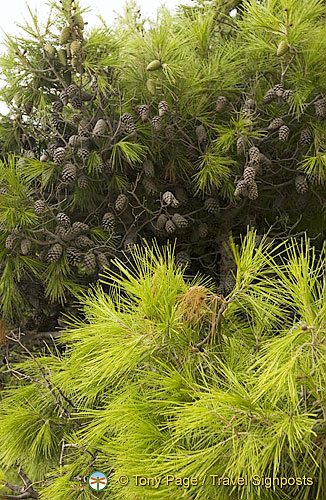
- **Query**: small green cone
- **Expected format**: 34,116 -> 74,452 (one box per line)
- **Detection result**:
71,57 -> 79,69
60,26 -> 71,45
72,14 -> 85,30
146,79 -> 156,95
58,49 -> 67,67
70,40 -> 81,57
277,40 -> 289,56
146,59 -> 161,71
44,43 -> 56,59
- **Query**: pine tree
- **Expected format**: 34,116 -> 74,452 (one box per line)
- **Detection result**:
0,233 -> 325,499
0,0 -> 324,331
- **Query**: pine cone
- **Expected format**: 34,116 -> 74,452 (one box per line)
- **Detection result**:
151,116 -> 162,132
77,175 -> 89,189
172,213 -> 188,229
216,96 -> 228,112
77,147 -> 89,161
69,135 -> 83,147
78,120 -> 91,137
121,113 -> 136,134
60,90 -> 69,105
309,172 -> 319,185
66,247 -> 81,265
237,136 -> 246,156
56,213 -> 70,227
72,13 -> 85,30
55,226 -> 66,239
165,220 -> 176,234
299,128 -> 312,147
72,222 -> 89,234
277,40 -> 288,57
142,177 -> 159,196
268,117 -> 284,131
34,199 -> 46,215
58,49 -> 67,67
158,100 -> 168,116
47,140 -> 58,157
195,124 -> 207,144
198,222 -> 209,239
204,198 -> 219,215
83,251 -> 96,272
279,125 -> 290,142
243,166 -> 256,185
50,114 -> 63,131
61,227 -> 79,242
60,26 -> 71,45
62,163 -> 77,183
273,84 -> 284,98
71,96 -> 82,110
234,180 -> 248,197
5,233 -> 17,249
52,100 -> 64,113
115,194 -> 128,212
156,214 -> 168,230
135,104 -> 149,121
44,43 -> 56,59
66,84 -> 79,98
263,88 -> 276,104
165,125 -> 175,139
162,191 -> 179,208
283,89 -> 293,102
315,99 -> 326,119
247,181 -> 258,200
48,243 -> 63,262
92,119 -> 107,137
257,152 -> 272,167
80,90 -> 92,101
20,239 -> 31,255
102,212 -> 115,230
124,237 -> 136,253
295,174 -> 309,194
249,146 -> 260,163
53,147 -> 66,164
97,253 -> 110,270
74,235 -> 94,249
175,251 -> 191,269
143,159 -> 155,177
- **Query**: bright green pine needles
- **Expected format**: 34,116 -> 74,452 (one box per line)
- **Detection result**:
0,231 -> 325,499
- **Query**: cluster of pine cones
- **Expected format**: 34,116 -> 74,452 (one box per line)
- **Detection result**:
5,2 -> 325,331
215,85 -> 319,207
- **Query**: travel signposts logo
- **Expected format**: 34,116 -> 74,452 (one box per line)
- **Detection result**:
88,471 -> 108,491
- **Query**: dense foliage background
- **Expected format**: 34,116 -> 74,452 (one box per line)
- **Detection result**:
0,0 -> 325,498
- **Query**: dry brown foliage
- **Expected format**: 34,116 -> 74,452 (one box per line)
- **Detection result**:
177,286 -> 227,346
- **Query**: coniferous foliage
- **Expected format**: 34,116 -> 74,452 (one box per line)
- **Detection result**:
0,233 -> 325,499
0,0 -> 325,328
0,1 -> 325,498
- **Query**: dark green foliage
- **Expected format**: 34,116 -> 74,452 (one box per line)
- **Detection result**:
0,0 -> 325,328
